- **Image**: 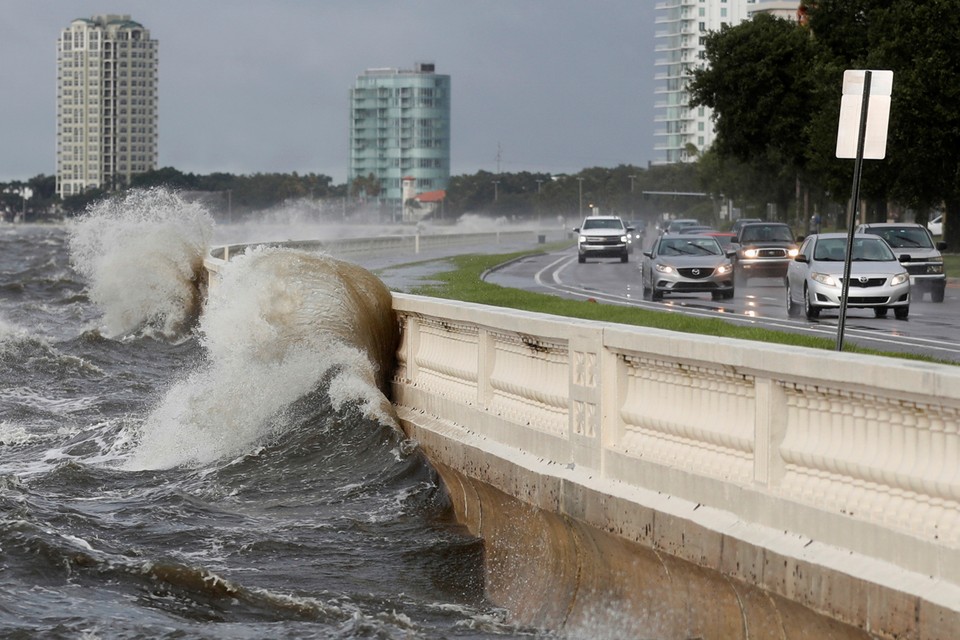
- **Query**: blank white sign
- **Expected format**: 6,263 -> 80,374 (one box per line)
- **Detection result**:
836,70 -> 893,160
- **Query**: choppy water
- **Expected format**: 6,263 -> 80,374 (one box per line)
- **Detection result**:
0,190 -> 549,639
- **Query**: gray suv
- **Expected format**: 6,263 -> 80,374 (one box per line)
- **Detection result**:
731,222 -> 799,283
856,223 -> 947,302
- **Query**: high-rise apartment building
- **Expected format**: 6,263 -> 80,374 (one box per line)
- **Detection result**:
348,63 -> 450,213
653,0 -> 752,164
56,15 -> 158,198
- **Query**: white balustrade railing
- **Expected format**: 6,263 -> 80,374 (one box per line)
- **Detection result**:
391,292 -> 960,592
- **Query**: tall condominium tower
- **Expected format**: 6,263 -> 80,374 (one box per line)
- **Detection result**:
349,63 -> 451,214
653,0 -> 752,164
56,15 -> 158,198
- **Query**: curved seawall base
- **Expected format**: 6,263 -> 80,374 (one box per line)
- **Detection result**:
412,429 -> 875,639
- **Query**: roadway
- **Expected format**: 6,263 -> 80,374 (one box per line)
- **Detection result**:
483,247 -> 960,363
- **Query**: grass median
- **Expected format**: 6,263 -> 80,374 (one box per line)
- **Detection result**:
400,245 -> 950,364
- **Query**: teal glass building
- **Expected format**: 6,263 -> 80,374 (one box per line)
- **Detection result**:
349,63 -> 451,215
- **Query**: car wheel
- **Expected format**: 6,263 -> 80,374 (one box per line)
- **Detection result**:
785,279 -> 801,317
874,307 -> 889,318
723,289 -> 735,300
932,285 -> 945,303
651,287 -> 663,301
895,306 -> 909,320
803,285 -> 820,320
621,253 -> 629,263
711,291 -> 723,301
578,254 -> 585,264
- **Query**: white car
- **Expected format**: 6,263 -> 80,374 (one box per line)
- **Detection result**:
928,214 -> 943,236
785,233 -> 910,320
574,216 -> 632,263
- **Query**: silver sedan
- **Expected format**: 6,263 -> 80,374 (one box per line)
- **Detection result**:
641,235 -> 735,301
785,233 -> 911,320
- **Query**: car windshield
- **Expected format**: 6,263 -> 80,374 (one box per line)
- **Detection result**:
739,225 -> 793,243
658,238 -> 722,256
814,237 -> 895,261
870,227 -> 933,249
582,219 -> 623,230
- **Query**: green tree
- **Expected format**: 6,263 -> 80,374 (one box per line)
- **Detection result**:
864,0 -> 960,243
691,2 -> 960,242
688,13 -> 836,224
129,167 -> 199,190
350,172 -> 381,199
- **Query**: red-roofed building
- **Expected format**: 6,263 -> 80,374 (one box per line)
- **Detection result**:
401,176 -> 446,222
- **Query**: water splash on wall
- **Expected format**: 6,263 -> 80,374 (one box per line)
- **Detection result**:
124,246 -> 398,470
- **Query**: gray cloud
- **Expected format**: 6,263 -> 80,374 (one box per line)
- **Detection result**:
0,0 -> 656,183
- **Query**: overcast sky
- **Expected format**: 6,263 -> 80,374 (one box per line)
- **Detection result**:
0,1 -> 657,184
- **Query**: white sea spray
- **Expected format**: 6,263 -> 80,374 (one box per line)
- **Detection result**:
68,188 -> 214,339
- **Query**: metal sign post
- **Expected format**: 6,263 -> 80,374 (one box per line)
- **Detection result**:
834,70 -> 893,351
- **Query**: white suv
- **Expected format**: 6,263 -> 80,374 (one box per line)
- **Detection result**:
574,216 -> 632,263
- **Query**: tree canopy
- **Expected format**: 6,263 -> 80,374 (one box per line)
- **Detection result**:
689,0 -> 960,244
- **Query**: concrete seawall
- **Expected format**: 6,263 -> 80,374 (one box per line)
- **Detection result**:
391,292 -> 960,639
204,237 -> 959,638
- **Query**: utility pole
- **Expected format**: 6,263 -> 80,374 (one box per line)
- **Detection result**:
577,177 -> 584,218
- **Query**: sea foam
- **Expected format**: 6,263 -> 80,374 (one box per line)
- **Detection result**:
68,188 -> 214,339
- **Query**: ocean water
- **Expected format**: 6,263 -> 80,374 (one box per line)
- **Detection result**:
0,190 -> 550,639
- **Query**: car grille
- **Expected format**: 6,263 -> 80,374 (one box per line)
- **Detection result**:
848,296 -> 889,304
585,236 -> 621,245
842,277 -> 887,288
673,281 -> 719,290
758,248 -> 787,258
676,267 -> 715,279
905,263 -> 940,275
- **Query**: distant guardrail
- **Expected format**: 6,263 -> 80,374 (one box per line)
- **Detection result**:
207,230 -> 539,263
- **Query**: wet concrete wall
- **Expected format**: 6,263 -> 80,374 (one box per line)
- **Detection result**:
391,293 -> 960,639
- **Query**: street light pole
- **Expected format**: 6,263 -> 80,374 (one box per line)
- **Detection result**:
492,180 -> 500,203
577,177 -> 584,218
535,179 -> 543,227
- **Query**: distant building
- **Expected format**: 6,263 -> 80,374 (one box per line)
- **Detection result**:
56,15 -> 158,199
654,1 -> 800,164
748,0 -> 805,21
349,63 -> 451,217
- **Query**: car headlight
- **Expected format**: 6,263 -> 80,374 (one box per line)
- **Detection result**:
716,263 -> 731,275
890,273 -> 909,286
742,248 -> 759,258
620,235 -> 628,242
788,248 -> 799,258
927,264 -> 944,274
578,235 -> 586,244
655,263 -> 674,274
811,272 -> 839,286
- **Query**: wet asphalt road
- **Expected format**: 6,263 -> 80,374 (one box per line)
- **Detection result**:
483,246 -> 960,363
